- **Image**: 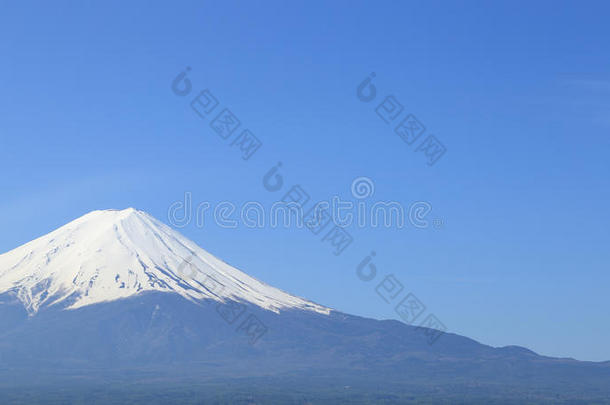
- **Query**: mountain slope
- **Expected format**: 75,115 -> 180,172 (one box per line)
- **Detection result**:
1,290 -> 609,403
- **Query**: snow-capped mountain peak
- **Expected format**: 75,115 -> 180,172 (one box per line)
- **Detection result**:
0,208 -> 330,315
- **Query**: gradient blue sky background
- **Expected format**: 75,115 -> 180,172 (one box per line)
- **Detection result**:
1,1 -> 609,361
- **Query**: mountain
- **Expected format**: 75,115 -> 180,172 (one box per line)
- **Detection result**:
0,209 -> 609,404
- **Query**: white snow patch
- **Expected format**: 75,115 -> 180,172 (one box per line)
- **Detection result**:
0,208 -> 330,316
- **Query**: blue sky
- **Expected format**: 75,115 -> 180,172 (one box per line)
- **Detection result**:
1,0 -> 609,361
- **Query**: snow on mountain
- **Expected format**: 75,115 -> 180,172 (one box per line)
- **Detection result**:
0,208 -> 330,315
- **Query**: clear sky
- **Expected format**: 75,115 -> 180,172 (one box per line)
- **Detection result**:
1,0 -> 609,361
